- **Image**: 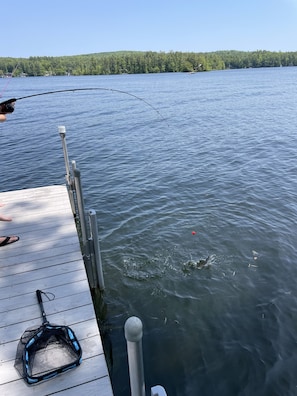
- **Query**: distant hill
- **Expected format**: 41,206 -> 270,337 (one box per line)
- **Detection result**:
0,50 -> 296,77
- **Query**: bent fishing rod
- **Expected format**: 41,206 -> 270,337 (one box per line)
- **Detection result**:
0,87 -> 167,123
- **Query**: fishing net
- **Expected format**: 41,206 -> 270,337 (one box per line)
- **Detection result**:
15,290 -> 82,385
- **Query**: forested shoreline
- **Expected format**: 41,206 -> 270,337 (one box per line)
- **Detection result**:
1,50 -> 297,77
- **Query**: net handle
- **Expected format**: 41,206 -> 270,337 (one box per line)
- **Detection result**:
36,290 -> 48,324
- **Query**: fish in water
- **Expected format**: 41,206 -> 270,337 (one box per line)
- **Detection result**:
182,256 -> 211,273
196,256 -> 210,269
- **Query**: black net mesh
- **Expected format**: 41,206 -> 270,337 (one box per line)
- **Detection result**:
14,292 -> 82,385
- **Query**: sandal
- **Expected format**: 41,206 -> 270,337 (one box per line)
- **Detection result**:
0,236 -> 19,247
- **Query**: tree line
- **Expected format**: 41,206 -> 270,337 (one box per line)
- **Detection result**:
0,50 -> 296,77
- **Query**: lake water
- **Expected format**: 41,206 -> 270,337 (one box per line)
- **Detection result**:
1,68 -> 297,395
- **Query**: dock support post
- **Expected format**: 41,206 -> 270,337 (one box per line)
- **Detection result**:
58,125 -> 105,293
58,126 -> 76,215
88,209 -> 105,291
125,317 -> 146,396
58,126 -> 71,184
73,168 -> 88,248
151,385 -> 167,396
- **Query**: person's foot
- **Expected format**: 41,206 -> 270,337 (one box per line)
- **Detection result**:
0,214 -> 12,221
0,236 -> 19,246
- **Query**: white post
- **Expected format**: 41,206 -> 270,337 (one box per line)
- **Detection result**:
58,126 -> 76,215
58,126 -> 71,185
125,317 -> 146,396
151,385 -> 167,396
73,168 -> 88,248
88,209 -> 105,291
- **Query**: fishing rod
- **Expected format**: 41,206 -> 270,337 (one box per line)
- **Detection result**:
0,87 -> 168,124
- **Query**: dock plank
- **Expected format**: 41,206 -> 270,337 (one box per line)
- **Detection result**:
0,185 -> 113,395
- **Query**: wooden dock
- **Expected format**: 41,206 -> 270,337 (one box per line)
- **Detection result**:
0,185 -> 114,396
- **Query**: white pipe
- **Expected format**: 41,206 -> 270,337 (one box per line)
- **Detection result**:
73,168 -> 88,247
125,317 -> 145,396
151,385 -> 167,396
88,209 -> 105,290
58,126 -> 71,185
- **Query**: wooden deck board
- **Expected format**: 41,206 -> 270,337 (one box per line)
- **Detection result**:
0,185 -> 113,395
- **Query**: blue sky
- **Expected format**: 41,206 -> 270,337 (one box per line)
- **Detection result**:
2,0 -> 297,58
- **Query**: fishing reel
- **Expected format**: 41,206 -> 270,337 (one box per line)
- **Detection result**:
0,98 -> 16,114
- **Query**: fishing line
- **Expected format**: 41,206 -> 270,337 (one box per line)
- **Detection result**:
0,87 -> 169,126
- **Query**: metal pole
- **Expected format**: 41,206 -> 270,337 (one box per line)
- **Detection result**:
58,126 -> 76,215
58,126 -> 71,185
125,317 -> 146,396
73,168 -> 88,248
71,159 -> 76,172
151,386 -> 167,396
88,209 -> 105,291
